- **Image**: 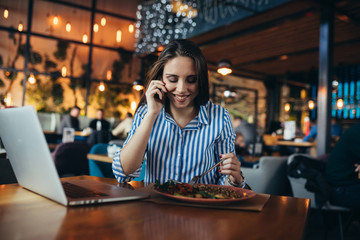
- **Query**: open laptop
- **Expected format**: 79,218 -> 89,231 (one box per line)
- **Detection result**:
0,106 -> 149,206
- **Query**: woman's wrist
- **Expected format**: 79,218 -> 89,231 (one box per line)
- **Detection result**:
226,171 -> 246,188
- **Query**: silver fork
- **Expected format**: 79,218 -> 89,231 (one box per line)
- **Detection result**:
189,158 -> 225,185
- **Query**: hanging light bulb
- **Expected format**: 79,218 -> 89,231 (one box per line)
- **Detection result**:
106,70 -> 112,80
61,66 -> 67,77
217,60 -> 232,76
53,15 -> 59,25
98,82 -> 105,92
18,22 -> 24,32
100,17 -> 106,26
82,33 -> 88,43
336,98 -> 344,109
308,100 -> 315,110
28,74 -> 36,85
133,79 -> 144,91
129,24 -> 134,33
66,22 -> 71,32
284,103 -> 291,112
4,8 -> 9,19
93,23 -> 99,32
116,30 -> 122,43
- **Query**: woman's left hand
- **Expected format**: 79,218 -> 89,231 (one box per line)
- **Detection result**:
219,152 -> 243,184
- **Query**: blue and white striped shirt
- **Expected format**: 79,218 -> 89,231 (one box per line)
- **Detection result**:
112,101 -> 236,185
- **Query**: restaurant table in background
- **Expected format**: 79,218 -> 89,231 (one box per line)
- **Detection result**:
263,134 -> 316,156
87,153 -> 112,163
0,176 -> 310,239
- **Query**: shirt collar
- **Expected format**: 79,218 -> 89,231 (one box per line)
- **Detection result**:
161,102 -> 210,128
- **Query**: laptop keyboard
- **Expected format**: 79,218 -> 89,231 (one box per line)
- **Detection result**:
62,182 -> 108,198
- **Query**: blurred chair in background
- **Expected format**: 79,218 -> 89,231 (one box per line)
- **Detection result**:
51,142 -> 91,177
241,156 -> 289,195
88,143 -> 115,178
287,153 -> 352,240
88,143 -> 146,181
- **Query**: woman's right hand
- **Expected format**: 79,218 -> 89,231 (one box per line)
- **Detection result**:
145,80 -> 167,115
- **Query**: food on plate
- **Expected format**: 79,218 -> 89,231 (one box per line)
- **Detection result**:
154,180 -> 244,199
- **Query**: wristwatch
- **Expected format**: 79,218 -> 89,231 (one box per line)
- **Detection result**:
226,171 -> 246,188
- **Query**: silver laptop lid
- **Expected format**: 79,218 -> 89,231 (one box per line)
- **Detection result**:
0,106 -> 68,205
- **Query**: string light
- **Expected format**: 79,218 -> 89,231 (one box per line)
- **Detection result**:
61,66 -> 67,77
129,24 -> 134,33
135,1 -> 197,54
82,33 -> 88,43
18,22 -> 24,32
53,16 -> 59,25
28,74 -> 36,85
135,1 -> 270,54
98,82 -> 105,92
100,17 -> 106,26
116,30 -> 122,43
106,70 -> 112,80
93,23 -> 99,32
66,22 -> 71,32
4,8 -> 9,19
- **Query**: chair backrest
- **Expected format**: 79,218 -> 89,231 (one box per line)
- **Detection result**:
89,143 -> 109,155
242,156 -> 289,195
262,134 -> 279,146
287,153 -> 325,208
88,143 -> 114,178
51,142 -> 91,177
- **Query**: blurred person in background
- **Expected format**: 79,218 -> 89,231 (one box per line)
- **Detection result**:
57,106 -> 81,134
233,116 -> 258,148
303,118 -> 342,142
326,122 -> 360,209
112,112 -> 133,139
87,108 -> 111,145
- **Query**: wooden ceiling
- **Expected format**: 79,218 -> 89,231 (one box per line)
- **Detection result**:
190,0 -> 360,83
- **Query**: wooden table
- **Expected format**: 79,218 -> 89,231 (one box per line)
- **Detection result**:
87,153 -> 113,163
0,176 -> 310,240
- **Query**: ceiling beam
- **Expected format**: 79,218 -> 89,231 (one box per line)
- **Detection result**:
234,37 -> 360,67
43,0 -> 137,22
207,63 -> 266,81
196,8 -> 318,49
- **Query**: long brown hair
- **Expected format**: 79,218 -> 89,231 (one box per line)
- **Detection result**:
138,39 -> 209,109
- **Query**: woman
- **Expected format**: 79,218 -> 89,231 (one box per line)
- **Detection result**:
112,39 -> 246,187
